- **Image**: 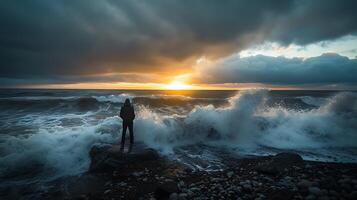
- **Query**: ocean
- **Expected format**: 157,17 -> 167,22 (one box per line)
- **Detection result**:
0,89 -> 357,187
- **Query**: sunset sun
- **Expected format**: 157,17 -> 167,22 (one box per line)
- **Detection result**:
165,80 -> 192,90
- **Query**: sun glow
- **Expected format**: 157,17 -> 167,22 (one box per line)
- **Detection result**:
165,80 -> 192,90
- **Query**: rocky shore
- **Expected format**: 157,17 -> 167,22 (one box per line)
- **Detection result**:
17,144 -> 357,200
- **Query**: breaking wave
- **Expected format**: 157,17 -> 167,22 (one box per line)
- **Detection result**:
297,96 -> 327,107
135,90 -> 357,155
92,93 -> 132,103
0,115 -> 120,183
1,90 -> 357,184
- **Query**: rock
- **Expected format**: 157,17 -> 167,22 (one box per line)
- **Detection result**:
178,193 -> 188,200
177,181 -> 185,189
154,181 -> 179,200
278,179 -> 294,188
226,171 -> 234,178
117,182 -> 127,187
319,196 -> 330,200
169,193 -> 178,200
328,190 -> 338,197
242,184 -> 252,192
346,191 -> 357,200
309,187 -> 322,196
132,171 -> 144,177
255,152 -> 304,175
298,179 -> 314,188
306,194 -> 316,200
89,142 -> 159,172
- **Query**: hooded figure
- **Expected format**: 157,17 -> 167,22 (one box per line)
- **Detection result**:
120,98 -> 135,149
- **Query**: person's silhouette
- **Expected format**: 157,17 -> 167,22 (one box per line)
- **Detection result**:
120,98 -> 135,152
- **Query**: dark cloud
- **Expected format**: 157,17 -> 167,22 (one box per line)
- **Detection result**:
0,0 -> 356,86
194,53 -> 357,85
0,73 -> 159,88
269,0 -> 357,45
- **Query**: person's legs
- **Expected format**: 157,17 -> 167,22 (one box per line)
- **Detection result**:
121,122 -> 128,149
128,121 -> 134,144
128,122 -> 134,152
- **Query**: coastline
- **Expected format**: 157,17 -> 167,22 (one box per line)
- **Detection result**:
4,145 -> 356,200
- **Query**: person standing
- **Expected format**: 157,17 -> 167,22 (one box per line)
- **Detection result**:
120,98 -> 135,151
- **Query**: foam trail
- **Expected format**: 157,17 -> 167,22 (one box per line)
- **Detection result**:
135,90 -> 357,159
93,93 -> 132,103
0,116 -> 121,181
298,96 -> 327,106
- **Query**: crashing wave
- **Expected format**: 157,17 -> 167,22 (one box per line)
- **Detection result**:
1,90 -> 357,183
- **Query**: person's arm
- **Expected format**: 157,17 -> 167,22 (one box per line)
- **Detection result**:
120,107 -> 124,119
131,106 -> 135,120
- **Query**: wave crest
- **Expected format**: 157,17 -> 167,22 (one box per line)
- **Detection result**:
135,90 -> 357,153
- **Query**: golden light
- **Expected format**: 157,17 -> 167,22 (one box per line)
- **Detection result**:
165,80 -> 192,90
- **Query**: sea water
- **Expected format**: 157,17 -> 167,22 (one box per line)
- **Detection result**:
0,89 -> 357,186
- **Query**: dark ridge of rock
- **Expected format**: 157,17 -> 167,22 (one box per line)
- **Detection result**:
255,152 -> 304,175
89,143 -> 160,172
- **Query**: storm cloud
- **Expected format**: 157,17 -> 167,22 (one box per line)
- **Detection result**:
0,0 -> 357,86
194,53 -> 357,86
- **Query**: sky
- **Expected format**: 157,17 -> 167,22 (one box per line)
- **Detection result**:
0,0 -> 357,90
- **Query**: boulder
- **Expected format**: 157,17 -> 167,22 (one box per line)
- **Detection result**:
255,152 -> 303,175
89,142 -> 159,172
154,180 -> 179,200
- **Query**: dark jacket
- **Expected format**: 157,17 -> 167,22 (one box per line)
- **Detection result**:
120,99 -> 135,122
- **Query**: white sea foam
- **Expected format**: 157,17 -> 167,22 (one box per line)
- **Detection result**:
134,90 -> 357,158
1,90 -> 357,183
0,116 -> 120,181
298,96 -> 327,106
93,93 -> 132,103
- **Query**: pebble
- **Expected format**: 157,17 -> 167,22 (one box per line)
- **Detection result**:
242,184 -> 252,191
132,171 -> 144,177
117,182 -> 127,187
169,193 -> 178,200
346,191 -> 357,200
306,194 -> 316,200
319,196 -> 330,200
309,186 -> 322,196
298,179 -> 314,188
226,171 -> 234,178
178,193 -> 188,200
178,180 -> 185,188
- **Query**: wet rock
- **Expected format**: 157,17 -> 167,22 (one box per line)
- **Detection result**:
319,196 -> 330,200
154,181 -> 178,200
178,193 -> 188,200
306,194 -> 316,200
117,182 -> 127,187
240,181 -> 252,192
169,193 -> 178,200
177,180 -> 185,190
255,152 -> 303,175
226,171 -> 234,178
89,143 -> 159,172
346,191 -> 357,200
298,179 -> 314,188
132,171 -> 144,177
309,186 -> 322,196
